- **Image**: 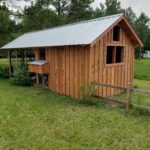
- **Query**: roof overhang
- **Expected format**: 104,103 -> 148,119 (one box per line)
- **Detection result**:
0,14 -> 143,50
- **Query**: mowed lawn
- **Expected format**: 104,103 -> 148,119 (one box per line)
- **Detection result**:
0,79 -> 150,150
135,58 -> 150,80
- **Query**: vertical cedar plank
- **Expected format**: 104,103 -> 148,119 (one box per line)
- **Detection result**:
94,41 -> 99,95
81,48 -> 85,96
99,39 -> 103,96
103,35 -> 107,96
65,47 -> 70,96
55,48 -> 59,93
89,46 -> 95,83
62,47 -> 66,94
69,47 -> 75,97
74,47 -> 79,99
84,47 -> 90,95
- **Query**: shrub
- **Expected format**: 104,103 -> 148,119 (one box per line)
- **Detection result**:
0,65 -> 9,78
80,82 -> 98,106
133,84 -> 139,89
11,63 -> 32,86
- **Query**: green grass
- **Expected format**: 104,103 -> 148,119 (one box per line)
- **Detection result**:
0,59 -> 19,68
134,79 -> 150,91
135,58 -> 150,80
112,79 -> 150,108
0,79 -> 150,150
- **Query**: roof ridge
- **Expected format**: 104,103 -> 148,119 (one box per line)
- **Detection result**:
25,13 -> 123,35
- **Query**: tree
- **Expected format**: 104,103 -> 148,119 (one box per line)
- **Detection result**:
0,4 -> 21,58
134,12 -> 150,58
124,7 -> 137,25
0,5 -> 9,34
68,0 -> 94,22
50,0 -> 70,15
22,0 -> 59,32
92,3 -> 105,18
105,0 -> 123,15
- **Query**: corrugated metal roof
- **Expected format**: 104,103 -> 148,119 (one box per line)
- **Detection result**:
28,60 -> 48,65
1,14 -> 123,49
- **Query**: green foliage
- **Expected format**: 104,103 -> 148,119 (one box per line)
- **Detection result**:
0,0 -> 150,59
0,6 -> 9,33
134,12 -> 150,58
23,1 -> 59,31
80,82 -> 98,106
0,4 -> 22,51
50,0 -> 70,15
11,63 -> 32,86
135,94 -> 143,105
105,0 -> 123,15
133,84 -> 139,89
0,65 -> 9,78
124,7 -> 137,25
68,0 -> 94,22
134,79 -> 150,91
92,3 -> 105,18
134,58 -> 150,80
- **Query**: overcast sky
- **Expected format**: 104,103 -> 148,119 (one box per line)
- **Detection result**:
93,0 -> 150,17
2,0 -> 150,18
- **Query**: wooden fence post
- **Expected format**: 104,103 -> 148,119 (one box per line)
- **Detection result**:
36,73 -> 39,85
126,82 -> 132,112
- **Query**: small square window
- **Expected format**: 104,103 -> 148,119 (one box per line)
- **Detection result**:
106,46 -> 124,64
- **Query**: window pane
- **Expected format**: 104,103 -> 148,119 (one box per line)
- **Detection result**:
106,46 -> 114,64
40,49 -> 45,60
113,26 -> 120,41
116,46 -> 123,63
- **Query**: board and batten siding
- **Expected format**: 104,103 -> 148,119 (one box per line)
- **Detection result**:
46,46 -> 90,99
44,23 -> 135,99
89,24 -> 135,97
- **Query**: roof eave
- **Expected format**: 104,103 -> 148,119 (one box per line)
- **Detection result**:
0,43 -> 91,51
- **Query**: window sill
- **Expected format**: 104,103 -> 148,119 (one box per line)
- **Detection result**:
107,43 -> 125,46
105,63 -> 125,67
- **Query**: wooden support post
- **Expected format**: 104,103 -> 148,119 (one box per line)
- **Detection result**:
36,73 -> 39,85
139,47 -> 142,60
15,49 -> 18,62
126,82 -> 132,112
8,51 -> 12,79
42,75 -> 45,86
25,50 -> 27,65
21,50 -> 25,64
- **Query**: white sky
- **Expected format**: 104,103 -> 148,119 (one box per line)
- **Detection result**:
93,0 -> 150,17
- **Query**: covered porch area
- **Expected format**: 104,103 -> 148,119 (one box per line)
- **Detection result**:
8,48 -> 49,87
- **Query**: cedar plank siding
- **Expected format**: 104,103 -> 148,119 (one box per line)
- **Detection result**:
89,22 -> 136,97
46,46 -> 90,99
36,21 -> 136,99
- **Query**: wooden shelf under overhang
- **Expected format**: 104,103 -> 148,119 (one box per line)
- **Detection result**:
28,60 -> 49,74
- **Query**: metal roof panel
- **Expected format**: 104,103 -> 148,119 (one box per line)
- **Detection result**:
1,14 -> 123,49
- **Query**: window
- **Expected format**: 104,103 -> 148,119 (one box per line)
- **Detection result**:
106,46 -> 124,64
116,47 -> 123,63
40,49 -> 45,60
113,26 -> 120,41
106,46 -> 115,64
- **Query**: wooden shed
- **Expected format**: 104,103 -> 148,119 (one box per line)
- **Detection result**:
1,14 -> 143,99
